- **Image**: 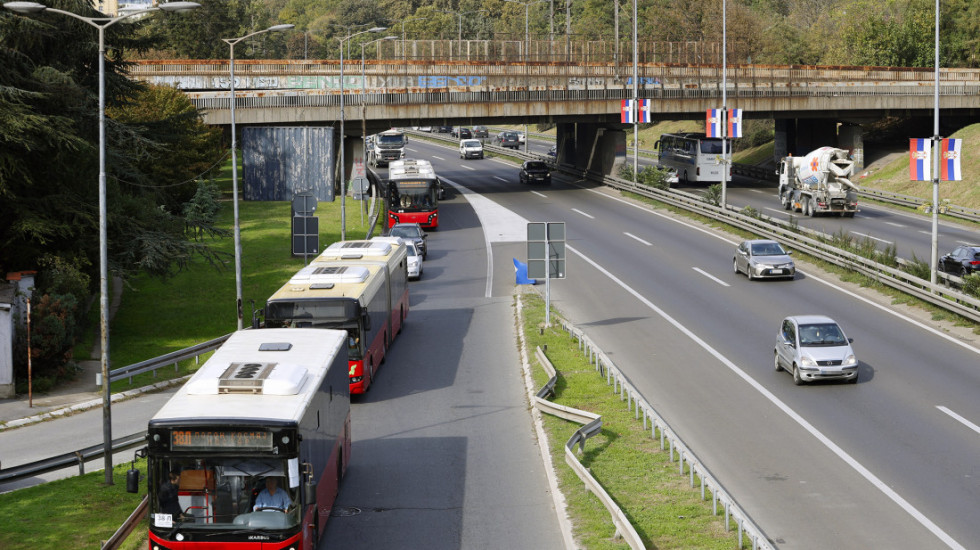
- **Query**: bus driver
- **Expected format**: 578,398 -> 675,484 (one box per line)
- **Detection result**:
254,477 -> 292,512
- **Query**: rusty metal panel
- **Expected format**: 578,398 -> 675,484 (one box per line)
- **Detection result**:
242,127 -> 335,202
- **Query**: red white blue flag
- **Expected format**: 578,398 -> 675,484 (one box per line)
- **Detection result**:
940,138 -> 962,181
909,138 -> 931,181
621,99 -> 634,123
638,99 -> 651,123
706,109 -> 722,138
727,109 -> 743,138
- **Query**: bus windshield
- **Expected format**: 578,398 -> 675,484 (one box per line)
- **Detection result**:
150,456 -> 300,532
391,180 -> 437,211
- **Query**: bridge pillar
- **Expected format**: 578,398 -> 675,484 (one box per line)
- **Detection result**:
838,123 -> 865,172
337,135 -> 366,197
794,119 -> 838,155
558,123 -> 627,177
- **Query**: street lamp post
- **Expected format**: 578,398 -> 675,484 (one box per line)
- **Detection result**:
339,27 -> 387,241
439,9 -> 488,44
222,24 -> 294,331
504,0 -> 547,60
3,0 -> 201,485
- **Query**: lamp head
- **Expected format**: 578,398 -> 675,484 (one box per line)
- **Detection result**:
3,2 -> 47,14
268,24 -> 294,32
158,2 -> 201,13
368,26 -> 387,33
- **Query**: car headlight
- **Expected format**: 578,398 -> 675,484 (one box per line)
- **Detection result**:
800,356 -> 817,367
843,354 -> 858,367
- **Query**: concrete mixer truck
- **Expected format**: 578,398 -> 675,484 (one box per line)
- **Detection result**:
777,147 -> 859,217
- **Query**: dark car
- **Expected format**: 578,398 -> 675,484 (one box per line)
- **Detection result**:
473,125 -> 489,138
938,245 -> 980,276
437,126 -> 452,133
520,161 -> 551,185
493,131 -> 520,149
389,222 -> 427,259
458,127 -> 472,139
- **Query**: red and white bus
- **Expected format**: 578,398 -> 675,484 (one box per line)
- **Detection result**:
386,158 -> 441,229
264,241 -> 406,394
145,328 -> 351,550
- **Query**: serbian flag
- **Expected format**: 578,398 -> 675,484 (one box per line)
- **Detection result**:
940,138 -> 962,181
706,109 -> 722,137
620,99 -> 634,123
909,138 -> 931,181
638,99 -> 652,123
728,109 -> 743,138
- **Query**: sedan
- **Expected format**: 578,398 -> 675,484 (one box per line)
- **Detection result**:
406,242 -> 423,280
520,161 -> 551,185
937,245 -> 980,276
774,315 -> 858,385
389,222 -> 427,259
473,125 -> 489,138
733,239 -> 795,280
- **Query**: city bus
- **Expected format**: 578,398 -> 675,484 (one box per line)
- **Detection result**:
265,261 -> 391,394
145,328 -> 350,550
386,158 -> 441,229
654,132 -> 731,184
315,239 -> 409,339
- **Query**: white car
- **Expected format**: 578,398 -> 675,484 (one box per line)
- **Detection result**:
406,242 -> 423,280
774,315 -> 858,385
518,132 -> 526,143
459,139 -> 484,159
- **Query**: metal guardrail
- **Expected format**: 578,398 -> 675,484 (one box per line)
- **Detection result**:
537,309 -> 775,550
102,495 -> 148,550
530,345 -> 644,549
0,431 -> 146,484
108,333 -> 231,384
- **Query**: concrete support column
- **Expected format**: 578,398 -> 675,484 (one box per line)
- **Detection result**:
559,122 -> 627,177
774,119 -> 793,161
838,123 -> 865,172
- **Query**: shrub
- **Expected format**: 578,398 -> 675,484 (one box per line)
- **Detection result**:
13,293 -> 80,384
961,274 -> 980,298
703,184 -> 722,206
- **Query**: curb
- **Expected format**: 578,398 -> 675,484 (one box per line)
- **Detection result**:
0,376 -> 190,432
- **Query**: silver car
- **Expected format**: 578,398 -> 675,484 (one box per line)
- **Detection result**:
733,239 -> 795,280
774,315 -> 858,385
406,242 -> 423,280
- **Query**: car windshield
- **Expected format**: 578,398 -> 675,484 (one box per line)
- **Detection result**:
525,162 -> 548,170
798,323 -> 847,346
406,243 -> 419,257
751,242 -> 786,256
391,226 -> 421,239
462,140 -> 481,147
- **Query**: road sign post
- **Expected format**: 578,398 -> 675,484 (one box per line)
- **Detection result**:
527,222 -> 565,326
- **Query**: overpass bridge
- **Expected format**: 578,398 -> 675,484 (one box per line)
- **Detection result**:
128,56 -> 980,179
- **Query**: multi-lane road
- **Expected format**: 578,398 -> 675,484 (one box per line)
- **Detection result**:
378,135 -> 980,549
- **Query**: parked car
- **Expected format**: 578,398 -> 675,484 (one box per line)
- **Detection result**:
493,131 -> 520,149
774,315 -> 858,385
520,160 -> 552,185
406,242 -> 423,280
733,239 -> 795,280
937,245 -> 980,276
473,125 -> 489,138
460,139 -> 484,159
389,222 -> 427,259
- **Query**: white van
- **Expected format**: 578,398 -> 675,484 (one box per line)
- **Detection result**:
459,139 -> 484,160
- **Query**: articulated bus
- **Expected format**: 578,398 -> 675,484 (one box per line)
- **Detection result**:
145,328 -> 351,550
386,158 -> 441,229
654,132 -> 731,184
265,261 -> 391,394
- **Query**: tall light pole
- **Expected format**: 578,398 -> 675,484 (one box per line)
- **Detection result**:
339,27 -> 387,240
439,9 -> 487,44
400,16 -> 428,51
930,0 -> 940,285
504,0 -> 547,60
3,0 -> 201,485
222,24 -> 294,331
720,0 -> 729,208
632,0 -> 638,182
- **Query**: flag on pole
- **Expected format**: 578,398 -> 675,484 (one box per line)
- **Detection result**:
638,99 -> 651,123
728,108 -> 743,138
909,138 -> 931,181
706,109 -> 722,138
940,138 -> 962,181
621,99 -> 634,123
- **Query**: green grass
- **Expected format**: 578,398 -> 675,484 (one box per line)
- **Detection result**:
519,291 -> 743,549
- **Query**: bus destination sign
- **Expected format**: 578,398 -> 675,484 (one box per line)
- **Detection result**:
171,429 -> 274,450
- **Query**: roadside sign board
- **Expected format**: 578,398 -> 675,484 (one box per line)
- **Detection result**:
527,222 -> 565,279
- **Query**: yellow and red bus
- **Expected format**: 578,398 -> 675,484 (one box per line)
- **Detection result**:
145,328 -> 350,550
386,158 -> 441,229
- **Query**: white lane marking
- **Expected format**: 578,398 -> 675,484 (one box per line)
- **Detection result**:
937,406 -> 980,436
406,147 -> 419,153
748,189 -> 764,194
884,222 -> 906,228
693,267 -> 730,286
569,243 -> 965,550
433,156 -> 446,161
531,191 -> 547,198
494,176 -> 509,182
919,230 -> 933,236
572,208 -> 594,219
958,240 -> 974,246
850,232 -> 894,245
460,165 -> 477,170
765,207 -> 787,215
624,232 -> 653,246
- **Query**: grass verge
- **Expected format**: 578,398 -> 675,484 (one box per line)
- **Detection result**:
518,290 -> 746,549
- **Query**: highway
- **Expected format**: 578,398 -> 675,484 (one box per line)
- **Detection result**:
403,136 -> 980,549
